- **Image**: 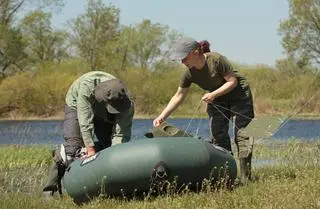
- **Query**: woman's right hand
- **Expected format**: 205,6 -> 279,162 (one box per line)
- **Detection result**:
153,116 -> 165,127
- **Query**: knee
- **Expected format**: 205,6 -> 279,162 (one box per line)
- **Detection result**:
237,137 -> 254,158
211,137 -> 232,152
63,137 -> 84,157
211,132 -> 230,143
236,128 -> 250,142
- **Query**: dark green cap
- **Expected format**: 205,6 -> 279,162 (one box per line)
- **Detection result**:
94,79 -> 131,114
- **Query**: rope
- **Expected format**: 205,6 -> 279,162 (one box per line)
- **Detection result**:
184,99 -> 253,137
274,69 -> 320,134
183,100 -> 203,136
183,67 -> 319,138
212,103 -> 256,121
211,103 -> 242,131
273,89 -> 320,134
195,115 -> 202,137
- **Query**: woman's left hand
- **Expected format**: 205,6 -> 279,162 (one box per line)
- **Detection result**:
201,92 -> 216,103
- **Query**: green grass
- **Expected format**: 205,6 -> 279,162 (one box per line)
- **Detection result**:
0,139 -> 319,209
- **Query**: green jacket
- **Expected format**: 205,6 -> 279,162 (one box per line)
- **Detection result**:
65,71 -> 134,147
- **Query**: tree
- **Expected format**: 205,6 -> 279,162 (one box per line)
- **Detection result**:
276,57 -> 311,76
0,25 -> 27,76
19,10 -> 69,63
69,0 -> 120,71
116,19 -> 182,70
128,19 -> 182,70
0,0 -> 65,75
0,0 -> 25,26
100,21 -> 182,72
112,25 -> 134,71
0,0 -> 65,26
279,0 -> 320,65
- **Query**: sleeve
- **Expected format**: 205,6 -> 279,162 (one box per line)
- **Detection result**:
217,56 -> 234,77
76,84 -> 95,147
179,70 -> 192,88
112,104 -> 135,145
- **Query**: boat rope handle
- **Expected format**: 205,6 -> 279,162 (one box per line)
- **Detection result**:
184,100 -> 203,137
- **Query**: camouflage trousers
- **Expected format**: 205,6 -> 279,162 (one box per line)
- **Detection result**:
207,97 -> 254,159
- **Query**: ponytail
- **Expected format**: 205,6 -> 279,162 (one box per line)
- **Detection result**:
199,40 -> 211,53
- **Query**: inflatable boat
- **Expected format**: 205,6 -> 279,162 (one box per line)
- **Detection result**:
62,136 -> 237,203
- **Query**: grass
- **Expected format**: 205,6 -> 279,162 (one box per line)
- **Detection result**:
0,139 -> 319,209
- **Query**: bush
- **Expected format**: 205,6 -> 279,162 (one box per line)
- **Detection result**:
0,60 -> 319,118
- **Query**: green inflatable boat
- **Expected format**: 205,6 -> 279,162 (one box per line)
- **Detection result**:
62,136 -> 237,203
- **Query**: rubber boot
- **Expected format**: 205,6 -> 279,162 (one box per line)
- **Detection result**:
42,147 -> 67,198
239,154 -> 252,185
42,162 -> 59,198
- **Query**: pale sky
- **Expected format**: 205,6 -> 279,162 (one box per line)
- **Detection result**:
50,0 -> 290,66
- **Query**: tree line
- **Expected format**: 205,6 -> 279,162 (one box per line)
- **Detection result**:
0,0 -> 183,77
0,0 -> 319,117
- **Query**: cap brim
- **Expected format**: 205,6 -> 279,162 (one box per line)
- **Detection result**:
106,97 -> 132,114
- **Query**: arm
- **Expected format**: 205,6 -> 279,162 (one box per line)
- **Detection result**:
112,105 -> 135,145
76,84 -> 96,156
202,72 -> 238,103
202,56 -> 238,103
153,87 -> 189,126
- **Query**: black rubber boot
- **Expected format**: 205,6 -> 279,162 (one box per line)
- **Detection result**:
239,154 -> 252,185
42,147 -> 68,198
42,162 -> 59,198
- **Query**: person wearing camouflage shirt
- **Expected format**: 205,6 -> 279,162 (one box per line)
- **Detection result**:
43,71 -> 134,197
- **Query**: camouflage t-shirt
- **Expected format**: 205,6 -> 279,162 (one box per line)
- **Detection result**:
180,52 -> 251,101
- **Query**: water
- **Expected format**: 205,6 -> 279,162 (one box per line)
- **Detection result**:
272,119 -> 320,139
0,118 -> 319,145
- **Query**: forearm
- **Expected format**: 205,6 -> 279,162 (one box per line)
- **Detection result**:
81,131 -> 95,148
159,94 -> 185,120
77,106 -> 95,148
77,86 -> 95,148
78,110 -> 95,148
212,80 -> 237,98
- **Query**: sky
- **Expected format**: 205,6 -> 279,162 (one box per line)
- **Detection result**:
50,0 -> 290,66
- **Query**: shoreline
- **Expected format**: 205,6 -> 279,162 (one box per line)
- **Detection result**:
0,113 -> 319,121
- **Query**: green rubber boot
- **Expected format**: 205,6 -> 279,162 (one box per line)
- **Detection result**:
239,154 -> 252,185
42,149 -> 66,198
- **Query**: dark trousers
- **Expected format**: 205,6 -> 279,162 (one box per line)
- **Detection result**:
43,105 -> 115,193
63,105 -> 115,157
207,96 -> 254,158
